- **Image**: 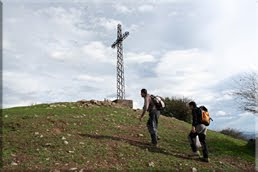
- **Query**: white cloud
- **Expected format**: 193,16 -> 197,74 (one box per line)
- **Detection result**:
113,4 -> 132,14
154,49 -> 218,97
50,51 -> 69,61
91,17 -> 122,31
198,93 -> 215,103
126,52 -> 156,64
82,41 -> 115,64
3,39 -> 12,51
168,11 -> 178,17
128,24 -> 140,32
216,111 -> 227,116
48,43 -> 83,62
216,94 -> 233,101
216,116 -> 234,120
220,112 -> 256,132
138,5 -> 154,12
76,74 -> 104,82
200,0 -> 257,73
238,112 -> 253,117
113,3 -> 156,14
156,49 -> 213,77
6,17 -> 19,24
35,6 -> 90,37
3,71 -> 49,94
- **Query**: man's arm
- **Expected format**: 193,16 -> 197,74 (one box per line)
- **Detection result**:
140,96 -> 150,120
192,109 -> 198,133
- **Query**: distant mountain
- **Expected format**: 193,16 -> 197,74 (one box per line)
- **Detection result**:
242,131 -> 256,140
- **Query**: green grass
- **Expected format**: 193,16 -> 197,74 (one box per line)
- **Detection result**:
2,102 -> 255,171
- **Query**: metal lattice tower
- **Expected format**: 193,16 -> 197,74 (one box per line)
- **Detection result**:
111,24 -> 129,100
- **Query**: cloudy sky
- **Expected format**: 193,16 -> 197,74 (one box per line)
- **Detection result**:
3,0 -> 258,133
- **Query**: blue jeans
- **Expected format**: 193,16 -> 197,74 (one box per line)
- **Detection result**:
147,110 -> 160,144
188,131 -> 208,158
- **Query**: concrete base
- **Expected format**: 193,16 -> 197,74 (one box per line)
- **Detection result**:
113,99 -> 133,109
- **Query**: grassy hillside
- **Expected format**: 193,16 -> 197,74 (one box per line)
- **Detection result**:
2,102 -> 255,171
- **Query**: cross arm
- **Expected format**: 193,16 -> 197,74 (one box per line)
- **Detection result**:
111,31 -> 130,48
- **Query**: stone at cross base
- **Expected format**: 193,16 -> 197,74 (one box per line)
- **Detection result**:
113,99 -> 133,109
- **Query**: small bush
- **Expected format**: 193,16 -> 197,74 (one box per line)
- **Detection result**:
247,138 -> 256,150
162,97 -> 192,123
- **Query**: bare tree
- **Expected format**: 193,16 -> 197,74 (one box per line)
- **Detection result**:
232,72 -> 258,115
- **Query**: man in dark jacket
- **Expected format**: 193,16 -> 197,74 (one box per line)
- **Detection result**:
188,101 -> 209,162
139,88 -> 160,146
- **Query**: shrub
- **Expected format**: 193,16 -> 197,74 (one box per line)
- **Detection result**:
220,128 -> 246,140
247,138 -> 255,150
162,97 -> 192,123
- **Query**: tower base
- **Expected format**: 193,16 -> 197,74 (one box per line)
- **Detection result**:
113,99 -> 133,109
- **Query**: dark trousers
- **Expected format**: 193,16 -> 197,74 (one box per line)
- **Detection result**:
147,110 -> 160,144
188,132 -> 208,158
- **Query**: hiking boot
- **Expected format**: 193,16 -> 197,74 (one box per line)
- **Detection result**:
189,151 -> 200,157
200,157 -> 210,163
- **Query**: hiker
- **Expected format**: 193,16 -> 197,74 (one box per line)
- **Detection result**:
188,101 -> 209,162
139,89 -> 160,146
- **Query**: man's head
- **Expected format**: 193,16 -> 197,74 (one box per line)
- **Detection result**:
141,88 -> 147,98
199,106 -> 208,112
188,101 -> 197,110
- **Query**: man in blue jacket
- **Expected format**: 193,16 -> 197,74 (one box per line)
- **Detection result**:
188,101 -> 209,162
